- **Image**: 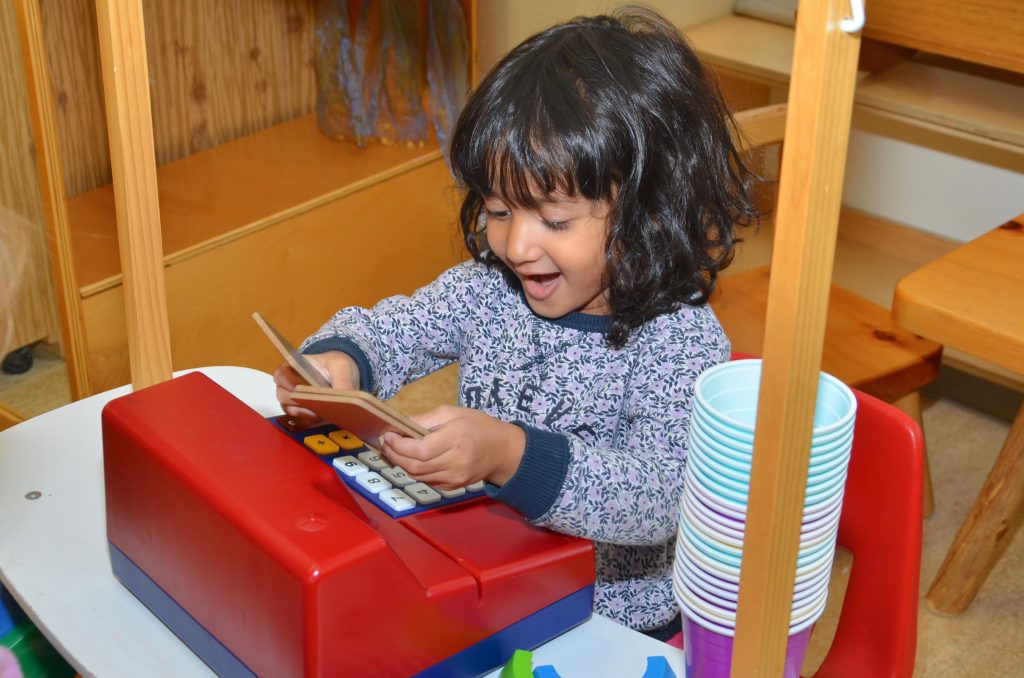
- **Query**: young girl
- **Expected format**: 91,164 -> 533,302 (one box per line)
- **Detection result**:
276,6 -> 760,640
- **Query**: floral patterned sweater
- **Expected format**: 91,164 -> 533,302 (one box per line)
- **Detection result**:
300,261 -> 730,631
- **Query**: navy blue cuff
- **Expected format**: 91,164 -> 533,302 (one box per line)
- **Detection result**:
487,424 -> 571,520
302,337 -> 376,393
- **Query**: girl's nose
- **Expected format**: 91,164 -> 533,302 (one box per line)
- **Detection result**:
504,214 -> 540,264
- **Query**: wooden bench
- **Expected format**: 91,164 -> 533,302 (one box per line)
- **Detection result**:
714,266 -> 941,402
893,216 -> 1024,614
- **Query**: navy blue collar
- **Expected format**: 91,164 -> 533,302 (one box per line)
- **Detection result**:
518,289 -> 611,333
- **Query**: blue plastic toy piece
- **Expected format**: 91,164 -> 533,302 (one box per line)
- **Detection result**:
1,585 -> 26,639
642,655 -> 677,678
533,664 -> 563,678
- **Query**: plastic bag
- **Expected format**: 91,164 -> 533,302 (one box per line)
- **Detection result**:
314,0 -> 381,147
426,0 -> 470,169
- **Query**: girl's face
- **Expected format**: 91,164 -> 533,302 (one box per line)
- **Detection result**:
484,192 -> 610,317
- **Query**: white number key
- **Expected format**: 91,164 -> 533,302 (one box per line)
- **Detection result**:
333,456 -> 368,477
380,489 -> 416,512
381,466 -> 416,487
355,471 -> 392,494
357,450 -> 389,471
404,483 -> 442,505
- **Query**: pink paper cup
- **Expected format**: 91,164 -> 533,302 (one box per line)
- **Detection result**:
683,614 -> 813,678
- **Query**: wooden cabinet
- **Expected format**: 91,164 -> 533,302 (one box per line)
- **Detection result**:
17,0 -> 475,396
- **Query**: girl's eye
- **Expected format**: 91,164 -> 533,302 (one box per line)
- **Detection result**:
542,218 -> 570,230
485,209 -> 511,220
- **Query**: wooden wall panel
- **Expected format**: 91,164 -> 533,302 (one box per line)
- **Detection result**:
0,0 -> 59,352
38,0 -> 110,197
81,159 -> 463,393
142,0 -> 317,165
41,0 -> 318,198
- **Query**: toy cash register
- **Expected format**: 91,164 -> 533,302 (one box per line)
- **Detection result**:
102,372 -> 595,676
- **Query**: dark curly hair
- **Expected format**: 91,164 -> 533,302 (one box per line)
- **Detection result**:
448,6 -> 762,348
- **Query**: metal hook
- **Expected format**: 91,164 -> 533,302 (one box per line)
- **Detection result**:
840,0 -> 866,33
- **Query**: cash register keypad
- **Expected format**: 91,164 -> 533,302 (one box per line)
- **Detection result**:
277,420 -> 485,517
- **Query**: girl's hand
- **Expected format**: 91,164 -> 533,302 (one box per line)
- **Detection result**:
378,406 -> 526,490
273,350 -> 360,419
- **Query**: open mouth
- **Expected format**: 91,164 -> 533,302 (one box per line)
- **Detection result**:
520,272 -> 561,300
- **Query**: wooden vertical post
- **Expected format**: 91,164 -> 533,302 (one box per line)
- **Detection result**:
14,0 -> 92,399
94,0 -> 172,389
730,1 -> 863,675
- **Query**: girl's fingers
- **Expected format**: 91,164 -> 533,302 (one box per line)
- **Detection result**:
283,404 -> 319,420
380,430 -> 444,461
379,434 -> 457,479
409,405 -> 460,432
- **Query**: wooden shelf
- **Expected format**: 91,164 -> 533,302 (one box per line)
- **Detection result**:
855,55 -> 1024,152
685,15 -> 793,86
685,13 -> 1024,162
67,113 -> 445,297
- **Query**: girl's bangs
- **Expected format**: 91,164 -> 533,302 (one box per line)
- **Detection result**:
479,131 -> 580,208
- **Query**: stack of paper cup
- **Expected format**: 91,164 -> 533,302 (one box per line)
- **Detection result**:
673,359 -> 856,678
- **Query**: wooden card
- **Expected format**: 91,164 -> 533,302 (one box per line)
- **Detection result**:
292,386 -> 427,443
253,310 -> 426,442
252,311 -> 331,387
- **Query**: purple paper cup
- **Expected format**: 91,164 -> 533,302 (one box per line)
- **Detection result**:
683,614 -> 814,678
683,487 -> 746,540
675,554 -> 740,601
682,497 -> 744,549
676,585 -> 736,635
680,494 -> 838,571
686,474 -> 748,519
802,489 -> 846,521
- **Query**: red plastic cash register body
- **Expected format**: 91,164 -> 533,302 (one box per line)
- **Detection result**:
102,372 -> 595,676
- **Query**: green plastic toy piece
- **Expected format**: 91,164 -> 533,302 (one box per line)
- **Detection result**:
500,649 -> 535,678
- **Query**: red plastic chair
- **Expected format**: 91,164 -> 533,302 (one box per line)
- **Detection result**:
809,388 -> 923,677
716,354 -> 923,676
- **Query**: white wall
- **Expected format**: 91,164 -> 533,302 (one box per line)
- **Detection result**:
476,1 -> 731,75
843,131 -> 1024,243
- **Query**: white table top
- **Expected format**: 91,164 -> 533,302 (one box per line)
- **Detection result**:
0,366 -> 683,677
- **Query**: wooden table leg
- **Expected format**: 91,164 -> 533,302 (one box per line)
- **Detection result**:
894,392 -> 934,517
926,401 -> 1024,615
0,403 -> 26,432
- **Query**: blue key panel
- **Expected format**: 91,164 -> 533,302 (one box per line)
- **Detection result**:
269,418 -> 487,518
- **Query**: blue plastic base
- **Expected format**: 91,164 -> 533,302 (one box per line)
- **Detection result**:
111,541 -> 593,677
414,586 -> 593,678
110,544 -> 256,677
